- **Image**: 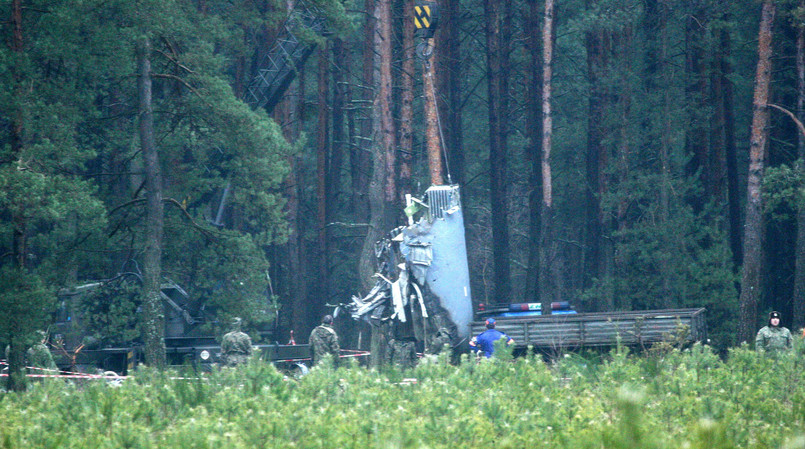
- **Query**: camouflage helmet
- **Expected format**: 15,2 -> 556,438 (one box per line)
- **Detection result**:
231,317 -> 243,331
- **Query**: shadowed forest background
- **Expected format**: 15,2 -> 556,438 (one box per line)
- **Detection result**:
1,0 -> 804,371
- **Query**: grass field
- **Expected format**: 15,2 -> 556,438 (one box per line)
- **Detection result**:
1,342 -> 805,448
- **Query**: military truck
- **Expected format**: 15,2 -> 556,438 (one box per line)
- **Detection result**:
49,278 -> 315,376
471,307 -> 707,351
48,338 -> 312,376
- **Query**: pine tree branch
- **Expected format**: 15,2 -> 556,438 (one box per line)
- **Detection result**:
156,37 -> 195,74
768,103 -> 805,138
108,197 -> 221,238
151,73 -> 213,108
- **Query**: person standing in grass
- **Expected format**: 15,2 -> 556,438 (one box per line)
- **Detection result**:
221,317 -> 253,367
27,330 -> 57,372
470,318 -> 514,358
309,315 -> 340,367
755,311 -> 792,353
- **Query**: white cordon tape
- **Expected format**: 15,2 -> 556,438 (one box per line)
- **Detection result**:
274,349 -> 370,363
0,373 -> 124,379
0,350 -> 372,380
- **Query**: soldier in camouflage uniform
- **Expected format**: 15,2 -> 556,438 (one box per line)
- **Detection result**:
27,330 -> 57,372
221,317 -> 253,367
388,339 -> 417,369
427,327 -> 452,355
309,315 -> 339,367
755,311 -> 792,354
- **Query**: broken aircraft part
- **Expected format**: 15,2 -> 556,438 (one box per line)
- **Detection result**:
347,185 -> 472,351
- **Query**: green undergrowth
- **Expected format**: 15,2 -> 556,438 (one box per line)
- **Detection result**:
2,343 -> 805,449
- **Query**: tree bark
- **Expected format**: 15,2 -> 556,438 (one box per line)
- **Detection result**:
378,0 -> 396,203
137,37 -> 166,368
793,1 -> 805,332
484,0 -> 511,302
424,56 -> 443,186
539,0 -> 556,313
738,0 -> 775,344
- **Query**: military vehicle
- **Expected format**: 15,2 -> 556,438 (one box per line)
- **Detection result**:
472,308 -> 707,352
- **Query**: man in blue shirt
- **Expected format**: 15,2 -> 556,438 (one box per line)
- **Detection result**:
470,318 -> 515,358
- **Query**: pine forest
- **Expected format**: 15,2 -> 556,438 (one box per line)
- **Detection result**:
2,0 -> 805,409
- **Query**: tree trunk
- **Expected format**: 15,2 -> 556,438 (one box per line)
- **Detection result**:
316,44 -> 330,313
708,7 -> 741,271
738,0 -> 775,344
524,0 -> 542,300
709,17 -> 727,213
272,0 -> 307,337
424,56 -> 443,186
10,0 -> 25,270
793,2 -> 805,332
584,28 -> 611,310
644,0 -> 671,287
399,0 -> 415,197
358,0 -> 385,292
378,0 -> 396,203
275,66 -> 307,338
363,0 -> 393,366
435,0 -> 463,184
539,0 -> 556,313
720,23 -> 742,271
137,37 -> 166,368
352,0 -> 376,220
5,0 -> 27,392
6,337 -> 26,392
659,24 -> 673,309
329,38 -> 346,213
684,0 -> 709,211
484,0 -> 511,302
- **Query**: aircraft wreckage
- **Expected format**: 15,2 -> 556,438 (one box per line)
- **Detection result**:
344,185 -> 473,364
